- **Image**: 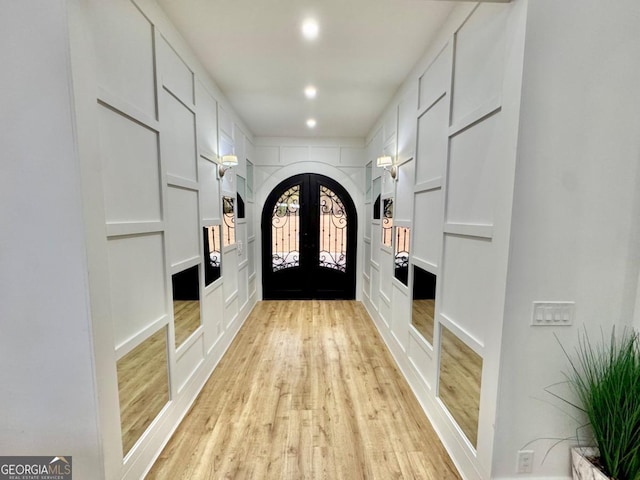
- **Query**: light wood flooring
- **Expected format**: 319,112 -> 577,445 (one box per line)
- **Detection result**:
174,300 -> 201,347
147,300 -> 461,479
438,326 -> 482,448
118,327 -> 169,455
411,299 -> 435,345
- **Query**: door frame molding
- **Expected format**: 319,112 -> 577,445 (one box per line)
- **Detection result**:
254,162 -> 364,301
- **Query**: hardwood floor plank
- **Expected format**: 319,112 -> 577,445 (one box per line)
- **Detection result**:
147,300 -> 460,479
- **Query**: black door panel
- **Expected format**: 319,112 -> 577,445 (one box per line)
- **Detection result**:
262,174 -> 357,299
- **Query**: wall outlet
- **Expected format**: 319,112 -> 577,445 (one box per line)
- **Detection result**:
517,450 -> 534,473
531,301 -> 574,326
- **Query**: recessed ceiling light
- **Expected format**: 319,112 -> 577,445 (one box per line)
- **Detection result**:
301,19 -> 319,40
306,118 -> 317,128
304,86 -> 317,99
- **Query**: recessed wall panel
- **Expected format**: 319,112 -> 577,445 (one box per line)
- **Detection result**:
238,266 -> 248,309
225,296 -> 239,328
203,286 -> 223,352
176,336 -> 203,393
198,157 -> 219,221
108,233 -> 167,346
440,234 -> 499,345
380,248 -> 393,301
371,221 -> 381,265
379,294 -> 391,327
383,108 -> 397,143
281,146 -> 309,164
370,267 -> 380,311
395,160 -> 414,221
310,147 -> 339,164
416,96 -> 448,185
248,238 -> 255,276
223,249 -> 238,302
340,147 -> 364,166
99,106 -> 161,223
167,186 -> 200,266
408,334 -> 433,389
92,0 -> 156,118
364,241 -> 371,277
397,91 -> 417,163
447,112 -> 500,225
413,190 -> 442,266
218,106 -> 233,140
452,3 -> 508,123
419,45 -> 450,112
255,146 -> 279,165
196,82 -> 218,157
247,203 -> 255,238
249,276 -> 256,298
237,223 -> 247,264
163,92 -> 197,182
159,36 -> 194,104
391,283 -> 410,346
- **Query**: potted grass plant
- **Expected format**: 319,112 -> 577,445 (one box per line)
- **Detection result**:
559,328 -> 640,480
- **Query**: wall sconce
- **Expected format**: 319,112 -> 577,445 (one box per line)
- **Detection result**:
218,154 -> 238,178
377,155 -> 397,180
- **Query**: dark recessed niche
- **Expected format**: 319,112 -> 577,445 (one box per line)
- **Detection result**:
203,225 -> 221,286
172,264 -> 200,301
413,265 -> 436,301
237,193 -> 245,219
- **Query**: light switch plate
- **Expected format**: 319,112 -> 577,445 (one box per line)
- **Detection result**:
531,302 -> 574,326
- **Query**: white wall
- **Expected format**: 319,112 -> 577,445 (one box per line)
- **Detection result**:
0,1 -> 102,478
362,2 -> 528,479
494,1 -> 640,478
66,0 -> 259,478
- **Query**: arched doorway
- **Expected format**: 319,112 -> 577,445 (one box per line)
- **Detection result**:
261,173 -> 357,299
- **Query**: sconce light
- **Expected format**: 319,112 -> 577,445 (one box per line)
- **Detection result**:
218,154 -> 238,178
377,155 -> 397,180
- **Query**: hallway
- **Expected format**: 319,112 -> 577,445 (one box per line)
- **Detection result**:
147,301 -> 460,479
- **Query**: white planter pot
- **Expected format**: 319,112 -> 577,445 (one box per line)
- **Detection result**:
571,447 -> 609,480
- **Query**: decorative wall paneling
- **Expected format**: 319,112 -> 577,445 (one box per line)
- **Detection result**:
217,105 -> 234,141
394,159 -> 414,223
391,280 -> 411,351
360,2 -> 524,480
107,233 -> 168,355
76,0 -> 258,478
251,137 -> 366,302
437,6 -> 513,475
397,88 -> 418,164
198,158 -> 220,223
370,263 -> 380,312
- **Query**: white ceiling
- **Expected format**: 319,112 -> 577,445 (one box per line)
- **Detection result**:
156,0 -> 457,138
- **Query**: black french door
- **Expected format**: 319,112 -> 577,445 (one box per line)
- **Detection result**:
262,174 -> 357,299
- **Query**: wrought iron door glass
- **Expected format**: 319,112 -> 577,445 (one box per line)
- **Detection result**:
203,225 -> 221,286
222,196 -> 235,246
272,185 -> 300,272
394,226 -> 410,285
319,185 -> 347,272
382,198 -> 394,247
